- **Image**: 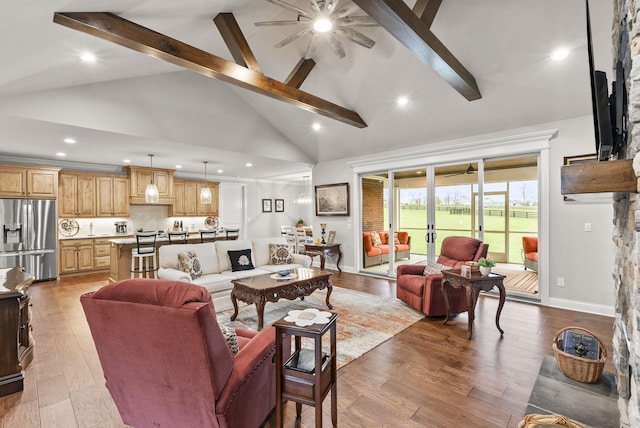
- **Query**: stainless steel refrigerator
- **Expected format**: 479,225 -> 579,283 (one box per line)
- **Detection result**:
0,199 -> 57,281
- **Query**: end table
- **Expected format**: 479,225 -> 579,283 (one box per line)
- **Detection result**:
274,312 -> 338,428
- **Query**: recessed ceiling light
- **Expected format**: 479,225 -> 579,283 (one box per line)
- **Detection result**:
217,169 -> 223,173
397,96 -> 409,106
63,137 -> 76,144
246,163 -> 253,167
312,122 -> 321,131
551,47 -> 569,61
416,171 -> 422,174
56,152 -> 66,157
80,52 -> 97,63
123,159 -> 131,163
175,165 -> 182,169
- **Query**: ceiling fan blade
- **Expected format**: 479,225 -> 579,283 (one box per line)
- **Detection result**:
328,33 -> 346,58
255,20 -> 308,26
267,0 -> 313,18
336,27 -> 375,49
304,33 -> 318,59
274,27 -> 312,48
336,16 -> 379,26
309,0 -> 321,13
335,2 -> 360,18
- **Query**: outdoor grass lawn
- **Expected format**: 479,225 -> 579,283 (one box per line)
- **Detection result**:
389,206 -> 538,263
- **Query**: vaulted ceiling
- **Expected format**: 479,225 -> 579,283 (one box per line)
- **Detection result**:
0,0 -> 613,179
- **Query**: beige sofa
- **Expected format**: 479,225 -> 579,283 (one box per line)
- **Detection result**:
157,237 -> 311,311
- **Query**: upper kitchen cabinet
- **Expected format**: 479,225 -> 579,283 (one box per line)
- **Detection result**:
171,180 -> 219,216
96,176 -> 130,217
59,172 -> 96,217
0,165 -> 59,199
196,182 -> 219,216
124,166 -> 174,205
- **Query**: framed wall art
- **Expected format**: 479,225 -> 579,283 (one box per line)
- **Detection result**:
275,199 -> 284,212
315,183 -> 349,216
262,199 -> 272,212
327,231 -> 336,245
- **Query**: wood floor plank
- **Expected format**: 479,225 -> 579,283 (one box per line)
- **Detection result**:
0,270 -> 615,428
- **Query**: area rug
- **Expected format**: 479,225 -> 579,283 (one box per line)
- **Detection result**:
216,286 -> 423,369
492,267 -> 538,294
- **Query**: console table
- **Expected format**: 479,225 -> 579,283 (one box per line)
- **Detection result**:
274,312 -> 338,428
441,269 -> 506,339
0,267 -> 34,397
304,243 -> 342,272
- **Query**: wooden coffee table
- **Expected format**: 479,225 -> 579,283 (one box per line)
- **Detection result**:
230,268 -> 333,330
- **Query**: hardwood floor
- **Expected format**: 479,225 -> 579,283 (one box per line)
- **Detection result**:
0,271 -> 614,428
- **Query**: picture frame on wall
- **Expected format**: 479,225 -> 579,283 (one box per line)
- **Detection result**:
262,199 -> 272,212
315,182 -> 349,216
327,231 -> 336,245
275,199 -> 284,212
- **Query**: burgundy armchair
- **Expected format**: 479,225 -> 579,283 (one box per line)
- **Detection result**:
396,236 -> 489,317
81,278 -> 288,428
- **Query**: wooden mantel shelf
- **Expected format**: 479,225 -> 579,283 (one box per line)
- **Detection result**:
561,158 -> 637,195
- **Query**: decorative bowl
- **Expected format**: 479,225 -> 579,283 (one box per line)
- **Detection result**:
277,270 -> 292,277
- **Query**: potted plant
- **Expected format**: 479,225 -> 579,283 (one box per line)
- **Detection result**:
476,257 -> 496,276
296,218 -> 304,227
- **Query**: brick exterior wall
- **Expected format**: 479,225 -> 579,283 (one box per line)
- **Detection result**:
362,178 -> 385,232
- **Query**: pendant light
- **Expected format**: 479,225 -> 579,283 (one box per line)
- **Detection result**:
200,161 -> 212,204
145,154 -> 159,203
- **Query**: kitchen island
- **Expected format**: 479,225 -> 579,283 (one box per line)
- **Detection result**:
109,232 -> 236,282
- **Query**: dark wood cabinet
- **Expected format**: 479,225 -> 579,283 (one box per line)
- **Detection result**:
0,267 -> 34,397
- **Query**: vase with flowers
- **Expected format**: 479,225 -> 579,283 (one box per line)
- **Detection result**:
476,257 -> 496,276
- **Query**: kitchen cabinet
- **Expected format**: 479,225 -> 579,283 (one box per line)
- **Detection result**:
0,165 -> 59,199
93,238 -> 112,270
170,180 -> 198,216
59,239 -> 94,274
196,182 -> 219,216
124,166 -> 174,205
96,176 -> 130,217
59,172 -> 96,217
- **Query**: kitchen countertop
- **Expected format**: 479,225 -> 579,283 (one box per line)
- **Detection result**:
59,233 -> 132,241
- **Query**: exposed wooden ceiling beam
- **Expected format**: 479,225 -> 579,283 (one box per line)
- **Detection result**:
412,0 -> 442,28
213,13 -> 261,73
285,58 -> 316,89
352,0 -> 481,101
53,12 -> 367,128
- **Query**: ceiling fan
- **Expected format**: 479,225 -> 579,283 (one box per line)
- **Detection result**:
255,0 -> 379,59
445,164 -> 477,177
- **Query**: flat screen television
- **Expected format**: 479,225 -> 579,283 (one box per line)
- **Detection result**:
586,0 -> 627,161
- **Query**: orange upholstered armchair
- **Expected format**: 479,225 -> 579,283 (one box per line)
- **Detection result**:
396,236 -> 489,317
81,279 -> 289,428
522,236 -> 538,272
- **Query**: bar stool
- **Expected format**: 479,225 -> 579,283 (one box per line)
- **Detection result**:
225,228 -> 240,240
131,232 -> 157,278
168,231 -> 188,244
200,230 -> 217,243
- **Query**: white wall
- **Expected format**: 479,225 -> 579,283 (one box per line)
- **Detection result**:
310,115 -> 615,314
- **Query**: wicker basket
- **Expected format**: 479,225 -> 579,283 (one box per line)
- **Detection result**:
552,326 -> 607,383
518,413 -> 586,428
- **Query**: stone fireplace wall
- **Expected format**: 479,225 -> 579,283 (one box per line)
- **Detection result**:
614,1 -> 640,426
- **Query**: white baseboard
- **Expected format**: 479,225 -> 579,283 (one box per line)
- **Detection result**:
548,297 -> 614,317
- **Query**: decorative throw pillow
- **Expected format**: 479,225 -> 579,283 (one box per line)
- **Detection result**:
269,243 -> 294,265
370,232 -> 382,247
219,324 -> 239,356
393,232 -> 400,244
423,262 -> 451,276
228,249 -> 254,271
177,250 -> 202,279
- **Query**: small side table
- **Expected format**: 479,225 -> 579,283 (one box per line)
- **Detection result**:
304,243 -> 342,272
274,313 -> 338,428
441,269 -> 506,339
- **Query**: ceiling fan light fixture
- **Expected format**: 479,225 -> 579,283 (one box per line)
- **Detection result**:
313,15 -> 333,33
